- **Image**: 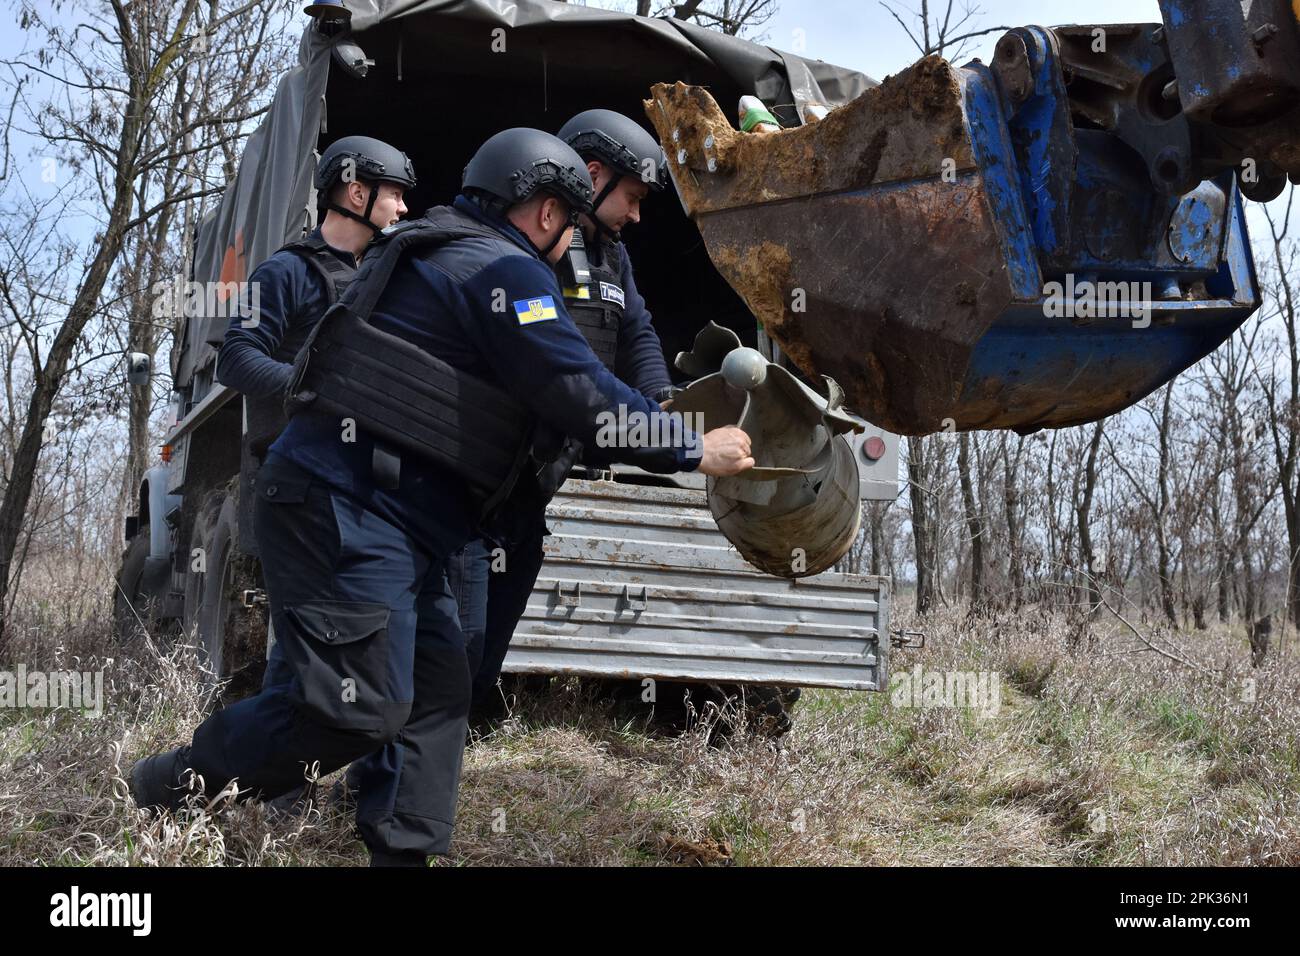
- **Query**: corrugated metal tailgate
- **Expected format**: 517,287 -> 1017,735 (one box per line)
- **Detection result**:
503,478 -> 889,691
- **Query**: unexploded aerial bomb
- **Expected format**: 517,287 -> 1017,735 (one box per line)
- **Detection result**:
671,323 -> 864,578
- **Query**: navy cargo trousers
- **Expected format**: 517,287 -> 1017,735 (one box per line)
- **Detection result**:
449,521 -> 547,716
188,454 -> 472,858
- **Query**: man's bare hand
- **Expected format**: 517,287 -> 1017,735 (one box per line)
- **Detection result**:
697,425 -> 755,476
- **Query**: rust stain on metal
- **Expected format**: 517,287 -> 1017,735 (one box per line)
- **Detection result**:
684,178 -> 1011,435
955,363 -> 1149,433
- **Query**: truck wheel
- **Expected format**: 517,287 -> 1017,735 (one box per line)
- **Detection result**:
684,682 -> 799,740
736,684 -> 801,738
113,532 -> 153,642
603,679 -> 800,740
184,488 -> 267,704
182,492 -> 220,644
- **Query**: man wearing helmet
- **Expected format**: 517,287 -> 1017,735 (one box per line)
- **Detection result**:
217,136 -> 415,736
554,108 -> 674,403
450,111 -> 680,725
217,135 -> 415,458
131,128 -> 753,867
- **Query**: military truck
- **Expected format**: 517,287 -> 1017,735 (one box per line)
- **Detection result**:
114,1 -> 899,727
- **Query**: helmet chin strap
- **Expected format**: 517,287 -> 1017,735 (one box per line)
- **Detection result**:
587,174 -> 623,246
538,223 -> 570,258
324,183 -> 384,235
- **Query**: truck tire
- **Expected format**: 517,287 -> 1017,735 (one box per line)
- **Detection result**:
183,486 -> 267,704
684,682 -> 800,740
736,684 -> 801,738
181,491 -> 221,644
602,679 -> 800,740
114,520 -> 177,643
113,532 -> 153,642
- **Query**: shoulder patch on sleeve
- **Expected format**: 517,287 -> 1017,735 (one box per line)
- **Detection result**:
513,295 -> 559,325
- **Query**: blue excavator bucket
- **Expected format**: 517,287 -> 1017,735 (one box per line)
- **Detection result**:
644,24 -> 1263,435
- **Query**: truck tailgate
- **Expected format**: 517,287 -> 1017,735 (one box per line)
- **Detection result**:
503,478 -> 888,691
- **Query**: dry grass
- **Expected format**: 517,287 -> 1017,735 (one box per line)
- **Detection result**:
2,576 -> 1298,866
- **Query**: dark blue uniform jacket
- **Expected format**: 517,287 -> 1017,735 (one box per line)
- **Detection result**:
264,196 -> 700,550
216,228 -> 355,399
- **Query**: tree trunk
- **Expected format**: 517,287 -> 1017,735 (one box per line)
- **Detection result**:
120,197 -> 179,515
958,432 -> 984,607
1257,195 -> 1299,645
1211,485 -> 1232,622
1077,419 -> 1104,614
1001,434 -> 1025,608
907,437 -> 937,615
869,501 -> 884,576
0,150 -> 138,643
1155,385 -> 1178,625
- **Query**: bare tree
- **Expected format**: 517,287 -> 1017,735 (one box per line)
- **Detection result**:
957,431 -> 986,606
0,0 -> 290,643
1259,190 -> 1300,635
664,0 -> 779,36
569,1 -> 779,37
1211,328 -> 1274,654
999,433 -> 1029,607
905,435 -> 954,614
1106,386 -> 1181,625
1076,419 -> 1105,614
906,438 -> 934,613
877,0 -> 1009,59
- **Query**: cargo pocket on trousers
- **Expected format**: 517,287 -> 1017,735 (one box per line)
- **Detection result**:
281,600 -> 394,733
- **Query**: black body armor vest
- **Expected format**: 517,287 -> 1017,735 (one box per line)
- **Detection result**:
560,230 -> 625,371
536,232 -> 632,501
282,232 -> 357,305
285,208 -> 536,513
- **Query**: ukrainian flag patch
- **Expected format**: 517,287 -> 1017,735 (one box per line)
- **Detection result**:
514,295 -> 559,325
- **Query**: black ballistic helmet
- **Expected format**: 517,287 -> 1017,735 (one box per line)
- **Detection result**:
315,135 -> 417,233
557,109 -> 669,193
462,128 -> 595,216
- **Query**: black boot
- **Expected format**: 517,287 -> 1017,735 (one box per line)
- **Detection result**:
265,781 -> 320,818
130,745 -> 197,812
